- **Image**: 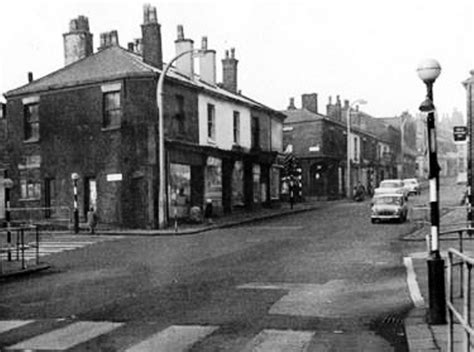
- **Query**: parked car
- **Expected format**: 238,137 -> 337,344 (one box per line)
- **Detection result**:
374,179 -> 408,199
403,178 -> 420,196
371,193 -> 408,223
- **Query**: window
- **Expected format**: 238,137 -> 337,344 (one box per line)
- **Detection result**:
207,103 -> 215,140
0,103 -> 5,119
251,116 -> 260,149
20,178 -> 41,200
175,95 -> 185,134
24,103 -> 39,140
233,111 -> 240,144
103,91 -> 121,128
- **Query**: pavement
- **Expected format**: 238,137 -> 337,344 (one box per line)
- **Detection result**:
402,204 -> 472,351
1,194 -> 470,351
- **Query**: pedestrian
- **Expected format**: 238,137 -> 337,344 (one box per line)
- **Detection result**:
204,199 -> 214,224
87,207 -> 98,234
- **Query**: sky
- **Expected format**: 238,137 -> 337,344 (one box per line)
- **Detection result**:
1,0 -> 474,119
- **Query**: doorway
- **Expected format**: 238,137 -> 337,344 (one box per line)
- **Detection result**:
84,178 -> 97,220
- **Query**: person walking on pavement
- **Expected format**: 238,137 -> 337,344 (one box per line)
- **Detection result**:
87,207 -> 98,234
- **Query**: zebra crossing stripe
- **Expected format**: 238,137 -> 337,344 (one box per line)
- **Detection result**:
6,321 -> 122,350
125,325 -> 218,352
0,320 -> 34,334
241,329 -> 314,352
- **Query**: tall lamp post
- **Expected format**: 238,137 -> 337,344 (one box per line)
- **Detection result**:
417,58 -> 446,324
400,115 -> 408,179
71,173 -> 80,234
4,176 -> 13,261
157,48 -> 204,229
346,99 -> 367,198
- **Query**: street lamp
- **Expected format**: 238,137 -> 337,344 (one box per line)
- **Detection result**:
417,58 -> 446,324
156,48 -> 204,229
346,99 -> 367,199
3,176 -> 13,261
400,115 -> 408,179
71,173 -> 80,234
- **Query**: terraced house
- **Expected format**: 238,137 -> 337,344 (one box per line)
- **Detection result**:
282,94 -> 402,199
1,5 -> 286,228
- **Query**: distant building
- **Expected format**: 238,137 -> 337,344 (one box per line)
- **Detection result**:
281,94 -> 398,199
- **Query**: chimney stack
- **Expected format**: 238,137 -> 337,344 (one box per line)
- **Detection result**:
199,36 -> 216,84
141,4 -> 162,69
301,93 -> 318,114
127,42 -> 135,51
221,48 -> 238,93
28,72 -> 34,83
98,30 -> 119,51
63,15 -> 93,66
287,97 -> 296,110
175,25 -> 194,78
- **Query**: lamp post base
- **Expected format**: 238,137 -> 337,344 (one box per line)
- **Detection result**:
427,255 -> 447,324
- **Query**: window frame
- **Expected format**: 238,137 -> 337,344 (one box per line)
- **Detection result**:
102,90 -> 122,129
207,103 -> 216,140
24,103 -> 40,141
233,111 -> 240,145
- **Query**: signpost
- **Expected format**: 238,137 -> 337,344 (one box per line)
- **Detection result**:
453,126 -> 467,142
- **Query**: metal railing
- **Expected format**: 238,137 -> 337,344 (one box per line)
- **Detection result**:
8,206 -> 71,227
0,225 -> 41,274
447,247 -> 474,351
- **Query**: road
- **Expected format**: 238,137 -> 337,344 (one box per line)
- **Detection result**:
1,186 -> 449,351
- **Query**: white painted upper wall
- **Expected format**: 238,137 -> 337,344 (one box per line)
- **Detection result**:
198,93 -> 251,149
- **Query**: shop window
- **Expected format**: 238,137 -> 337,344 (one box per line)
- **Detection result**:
20,178 -> 41,200
253,164 -> 261,203
103,91 -> 121,128
24,103 -> 39,141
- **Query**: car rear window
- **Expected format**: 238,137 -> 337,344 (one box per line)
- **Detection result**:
380,181 -> 402,188
374,196 -> 402,205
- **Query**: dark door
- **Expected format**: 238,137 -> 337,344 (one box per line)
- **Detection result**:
44,178 -> 54,218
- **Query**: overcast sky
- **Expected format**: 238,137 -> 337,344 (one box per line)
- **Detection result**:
1,0 -> 474,119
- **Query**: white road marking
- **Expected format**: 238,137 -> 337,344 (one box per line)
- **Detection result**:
241,329 -> 314,352
403,257 -> 425,308
6,321 -> 122,350
125,325 -> 218,352
0,320 -> 34,334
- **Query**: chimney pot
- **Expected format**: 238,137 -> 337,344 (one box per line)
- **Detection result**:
128,42 -> 135,51
287,97 -> 296,110
230,48 -> 235,59
28,72 -> 33,83
202,36 -> 208,50
177,25 -> 184,41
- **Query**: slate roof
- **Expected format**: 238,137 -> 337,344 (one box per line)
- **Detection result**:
5,45 -> 285,118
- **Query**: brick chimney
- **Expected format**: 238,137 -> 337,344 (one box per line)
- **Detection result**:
326,96 -> 335,117
63,15 -> 93,66
301,93 -> 318,114
221,48 -> 238,93
98,30 -> 119,51
175,25 -> 194,78
199,37 -> 216,85
287,97 -> 296,110
141,4 -> 162,69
